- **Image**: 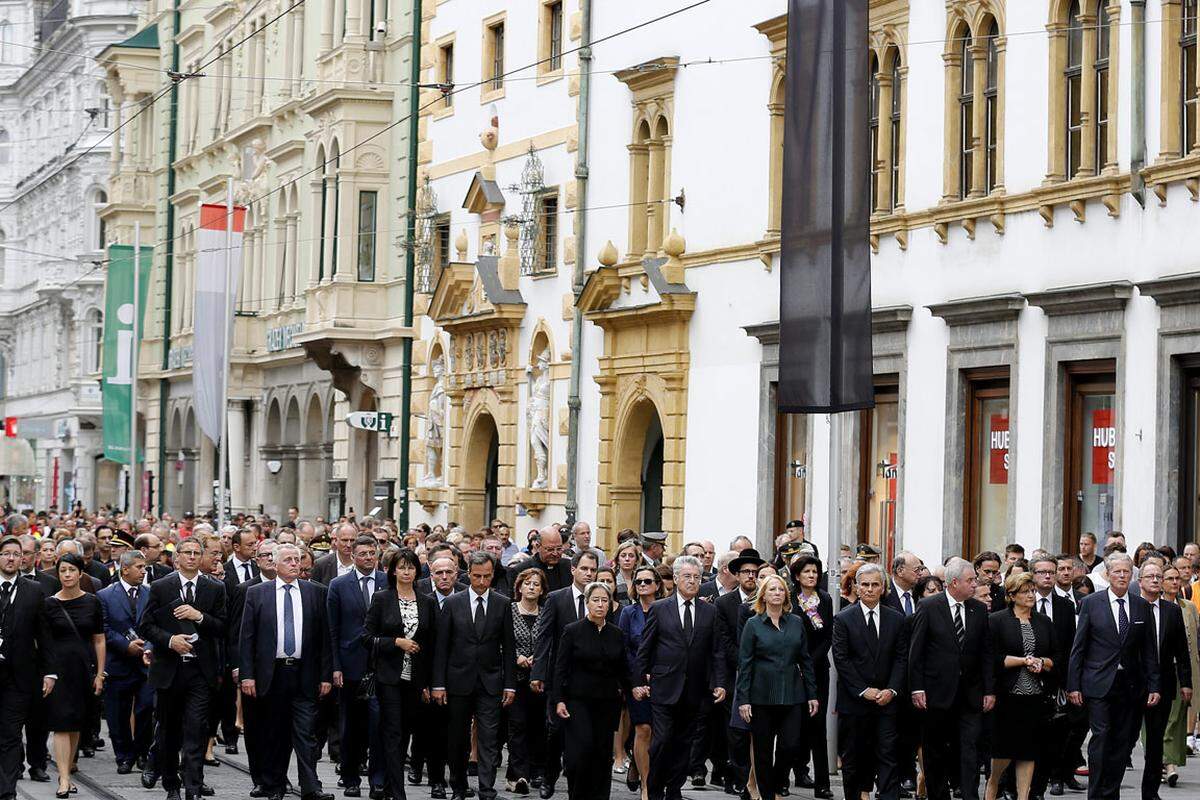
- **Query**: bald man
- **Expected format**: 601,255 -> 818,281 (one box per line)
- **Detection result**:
506,526 -> 572,593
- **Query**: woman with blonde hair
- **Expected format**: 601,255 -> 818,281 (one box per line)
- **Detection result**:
613,539 -> 642,603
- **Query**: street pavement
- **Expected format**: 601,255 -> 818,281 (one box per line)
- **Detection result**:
13,724 -> 1200,800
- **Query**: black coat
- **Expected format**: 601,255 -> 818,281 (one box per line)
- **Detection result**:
908,592 -> 995,710
507,556 -> 572,594
832,603 -> 908,715
1034,591 -> 1076,692
634,595 -> 727,706
532,585 -> 586,686
145,563 -> 173,583
795,589 -> 834,688
85,559 -> 111,589
1067,589 -> 1160,699
1152,599 -> 1193,698
549,619 -> 629,707
713,589 -> 751,694
2,576 -> 56,691
223,557 -> 259,597
238,578 -> 332,697
987,608 -> 1057,696
361,589 -> 436,687
226,575 -> 264,668
416,576 -> 468,597
140,572 -> 227,689
431,590 -> 516,697
311,552 -> 351,587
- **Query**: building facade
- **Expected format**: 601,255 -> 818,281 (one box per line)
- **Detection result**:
0,0 -> 143,510
404,0 -> 1200,567
99,0 -> 416,520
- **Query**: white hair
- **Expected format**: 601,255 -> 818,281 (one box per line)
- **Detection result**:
944,557 -> 974,585
855,562 -> 885,585
1105,551 -> 1134,571
672,555 -> 703,578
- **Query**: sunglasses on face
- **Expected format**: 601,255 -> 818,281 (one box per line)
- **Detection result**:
634,578 -> 657,586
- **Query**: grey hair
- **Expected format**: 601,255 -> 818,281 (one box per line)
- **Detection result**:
192,523 -> 215,537
119,550 -> 146,568
56,539 -> 81,556
571,520 -> 591,535
1105,551 -> 1134,571
890,550 -> 917,576
672,555 -> 703,578
275,543 -> 302,561
944,557 -> 975,584
729,535 -> 753,550
467,550 -> 498,571
856,562 -> 885,585
336,522 -> 358,537
583,581 -> 614,604
715,551 -> 738,572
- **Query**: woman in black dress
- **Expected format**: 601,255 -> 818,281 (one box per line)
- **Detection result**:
983,572 -> 1055,800
552,582 -> 629,800
789,555 -> 833,799
44,553 -> 105,798
507,567 -> 547,794
361,547 -> 436,800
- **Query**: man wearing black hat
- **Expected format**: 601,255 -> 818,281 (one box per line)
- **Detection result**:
715,549 -> 764,796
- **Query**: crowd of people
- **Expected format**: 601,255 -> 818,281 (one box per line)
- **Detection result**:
0,507 -> 1197,800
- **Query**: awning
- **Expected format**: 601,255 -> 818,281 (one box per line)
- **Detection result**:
0,438 -> 36,476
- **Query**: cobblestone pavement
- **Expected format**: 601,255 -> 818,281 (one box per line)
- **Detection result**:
14,723 -> 1200,800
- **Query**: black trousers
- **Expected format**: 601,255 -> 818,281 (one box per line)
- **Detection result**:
217,668 -> 239,748
241,691 -> 265,788
725,725 -> 750,790
378,680 -> 421,800
24,691 -> 49,771
448,690 -> 502,800
562,699 -> 618,800
1031,708 -> 1069,795
1140,695 -> 1171,800
104,674 -> 154,765
153,661 -> 210,795
1085,677 -> 1145,800
0,682 -> 34,798
839,710 -> 899,800
419,698 -> 450,786
750,704 -> 803,800
648,700 -> 707,800
260,661 -> 322,797
797,677 -> 830,791
688,704 -> 710,778
507,682 -> 546,782
340,678 -> 384,789
922,702 -> 982,800
895,699 -> 920,785
544,707 -> 564,787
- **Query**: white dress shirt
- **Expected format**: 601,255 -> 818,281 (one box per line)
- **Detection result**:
1054,585 -> 1077,610
1148,598 -> 1161,655
571,585 -> 585,619
945,591 -> 966,624
276,578 -> 304,658
1108,589 -> 1131,631
335,556 -> 355,580
1035,591 -> 1055,621
676,592 -> 698,626
354,569 -> 377,600
230,556 -> 255,583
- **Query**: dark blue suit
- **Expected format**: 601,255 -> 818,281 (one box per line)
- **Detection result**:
328,570 -> 386,792
98,580 -> 153,766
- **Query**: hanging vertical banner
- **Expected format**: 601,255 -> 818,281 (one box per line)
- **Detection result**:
778,0 -> 874,413
193,202 -> 246,447
1091,408 -> 1115,485
989,415 -> 1010,484
101,244 -> 153,464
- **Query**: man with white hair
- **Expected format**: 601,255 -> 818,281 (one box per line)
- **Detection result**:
908,557 -> 994,800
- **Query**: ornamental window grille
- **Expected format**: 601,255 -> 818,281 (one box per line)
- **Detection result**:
414,175 -> 440,293
515,145 -> 546,275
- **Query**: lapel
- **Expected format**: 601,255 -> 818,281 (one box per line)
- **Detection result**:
1100,589 -> 1122,641
264,579 -> 279,652
937,593 -> 956,642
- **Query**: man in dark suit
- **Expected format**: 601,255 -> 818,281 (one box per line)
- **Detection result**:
0,536 -> 56,800
1028,556 -> 1080,797
530,550 -> 600,798
1067,552 -> 1161,800
97,550 -> 154,773
15,533 -> 52,783
714,550 -> 763,795
633,555 -> 727,800
229,539 -> 276,797
506,527 -> 571,593
880,551 -> 921,795
213,529 -> 259,757
311,523 -> 358,586
1053,555 -> 1089,791
416,553 -> 463,798
1134,560 -> 1190,800
137,533 -> 173,583
226,530 -> 261,590
328,535 -> 387,798
908,557 -> 995,800
77,532 -> 112,589
239,543 -> 334,800
834,563 -> 909,800
431,551 -> 516,800
139,537 -> 228,800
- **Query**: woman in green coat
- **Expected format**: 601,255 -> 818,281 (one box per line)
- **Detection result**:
1163,562 -> 1199,785
736,574 -> 820,800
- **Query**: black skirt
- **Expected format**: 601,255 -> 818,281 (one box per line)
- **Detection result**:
991,693 -> 1048,761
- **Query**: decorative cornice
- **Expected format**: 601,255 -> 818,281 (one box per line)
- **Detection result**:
1024,281 -> 1133,315
1136,272 -> 1200,307
927,293 -> 1025,326
873,305 -> 913,333
614,56 -> 680,98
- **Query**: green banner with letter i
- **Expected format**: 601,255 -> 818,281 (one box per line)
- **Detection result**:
101,244 -> 153,464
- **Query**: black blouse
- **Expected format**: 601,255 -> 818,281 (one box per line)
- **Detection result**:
550,618 -> 630,707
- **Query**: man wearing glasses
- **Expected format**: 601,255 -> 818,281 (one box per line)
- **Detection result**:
1029,556 -> 1079,797
713,549 -> 765,796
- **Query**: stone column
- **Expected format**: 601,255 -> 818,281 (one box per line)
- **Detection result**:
969,41 -> 988,197
645,141 -> 664,257
285,214 -> 299,306
228,401 -> 247,512
876,71 -> 895,214
321,0 -> 334,52
1078,14 -> 1098,177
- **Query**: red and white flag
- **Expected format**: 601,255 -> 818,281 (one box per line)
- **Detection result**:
194,202 -> 246,446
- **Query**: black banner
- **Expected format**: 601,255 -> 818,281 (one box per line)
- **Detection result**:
778,0 -> 874,414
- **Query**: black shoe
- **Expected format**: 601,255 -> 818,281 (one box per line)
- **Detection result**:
468,763 -> 479,778
93,739 -> 106,749
539,785 -> 554,800
628,778 -> 642,794
465,789 -> 476,799
306,793 -> 336,800
1049,783 -> 1064,797
901,781 -> 917,793
952,790 -> 962,799
165,791 -> 181,800
201,784 -> 216,796
451,795 -> 467,800
531,777 -> 543,790
899,789 -> 913,799
346,788 -> 362,798
515,779 -> 530,796
55,792 -> 70,800
1168,773 -> 1180,788
29,767 -> 51,782
141,771 -> 159,789
692,772 -> 707,789
225,744 -> 239,755
777,786 -> 789,797
117,761 -> 133,774
204,757 -> 220,767
136,756 -> 147,771
1065,778 -> 1086,793
815,790 -> 834,800
80,748 -> 95,759
796,775 -> 814,789
431,786 -> 448,799
408,767 -> 423,786
250,787 -> 267,798
268,794 -> 285,800
187,793 -> 200,800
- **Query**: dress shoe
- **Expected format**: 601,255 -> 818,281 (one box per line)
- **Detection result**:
431,785 -> 448,799
777,785 -> 789,797
515,779 -> 530,796
29,767 -> 51,782
451,794 -> 467,800
1065,778 -> 1086,792
531,777 -> 543,789
141,770 -> 159,789
186,793 -> 200,800
345,787 -> 362,797
225,744 -> 239,755
117,761 -> 133,774
204,756 -> 220,767
408,766 -> 424,786
539,784 -> 555,799
268,794 -> 285,800
796,775 -> 815,789
723,776 -> 736,795
93,738 -> 106,749
1167,773 -> 1179,788
693,772 -> 707,789
80,748 -> 95,759
250,786 -> 267,798
304,793 -> 335,800
465,789 -> 476,798
814,789 -> 834,800
165,791 -> 182,800
628,778 -> 642,794
901,780 -> 917,793
201,784 -> 216,796
1049,783 -> 1064,796
370,789 -> 386,800
136,756 -> 147,771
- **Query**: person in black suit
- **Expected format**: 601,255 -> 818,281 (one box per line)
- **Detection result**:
413,552 -> 464,798
551,582 -> 629,800
238,542 -> 334,800
311,524 -> 359,586
713,550 -> 763,796
1134,559 -> 1191,800
0,536 -> 57,800
1066,552 -> 1161,800
416,548 -> 469,597
362,548 -> 436,800
218,530 -> 259,756
139,538 -> 228,800
1052,554 -> 1089,793
789,555 -> 833,798
136,533 -> 173,583
983,572 -> 1057,800
1028,556 -> 1078,797
431,551 -> 516,800
633,556 -> 727,800
908,557 -> 995,800
97,550 -> 153,774
832,563 -> 908,800
881,551 -> 922,795
508,527 -> 572,594
531,550 -> 600,799
228,539 -> 276,797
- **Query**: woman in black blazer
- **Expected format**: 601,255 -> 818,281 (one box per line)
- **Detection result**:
552,581 -> 630,800
789,555 -> 834,798
983,572 -> 1056,800
362,547 -> 436,800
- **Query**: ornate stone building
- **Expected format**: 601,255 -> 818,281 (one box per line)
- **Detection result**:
99,0 -> 416,519
0,0 -> 142,510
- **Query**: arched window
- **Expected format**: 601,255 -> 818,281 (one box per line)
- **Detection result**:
869,53 -> 880,211
1065,2 -> 1084,179
984,21 -> 999,192
959,33 -> 974,200
1095,3 -> 1111,173
1185,0 -> 1198,154
84,309 -> 103,374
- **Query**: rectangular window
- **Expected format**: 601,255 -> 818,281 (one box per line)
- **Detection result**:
890,63 -> 902,211
1184,1 -> 1198,154
984,33 -> 998,192
1179,366 -> 1200,547
440,43 -> 454,108
959,42 -> 974,200
1066,11 -> 1084,178
1095,7 -> 1111,172
488,22 -> 505,91
356,190 -> 377,282
859,380 -> 900,560
1061,362 -> 1116,551
548,2 -> 563,71
539,192 -> 558,273
774,411 -> 810,536
870,67 -> 880,210
963,372 -> 1010,557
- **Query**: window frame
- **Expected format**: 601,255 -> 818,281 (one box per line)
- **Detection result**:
959,34 -> 975,200
962,370 -> 1011,559
539,0 -> 564,76
1061,360 -> 1117,552
356,189 -> 378,282
1178,359 -> 1200,548
889,57 -> 902,211
488,21 -> 505,92
537,190 -> 559,275
1065,2 -> 1084,180
440,40 -> 455,110
984,25 -> 999,193
870,55 -> 881,212
1184,0 -> 1198,155
857,378 -> 901,556
1094,3 -> 1111,173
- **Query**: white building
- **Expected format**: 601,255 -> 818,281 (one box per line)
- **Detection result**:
0,0 -> 143,510
404,0 -> 1200,566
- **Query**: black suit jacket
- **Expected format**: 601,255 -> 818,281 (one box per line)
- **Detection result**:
1152,599 -> 1192,698
507,556 -> 572,594
140,572 -> 227,689
634,595 -> 727,706
224,557 -> 259,597
882,584 -> 919,617
532,585 -> 586,686
238,579 -> 333,697
227,575 -> 264,669
1,576 -> 56,691
37,568 -> 98,594
908,592 -> 995,710
1067,589 -> 1160,699
146,563 -> 172,583
85,559 -> 111,589
714,589 -> 751,694
832,603 -> 908,715
1035,592 -> 1076,692
416,576 -> 468,597
361,589 -> 436,687
431,590 -> 516,697
311,553 -> 351,587
796,590 -> 835,685
988,608 -> 1057,695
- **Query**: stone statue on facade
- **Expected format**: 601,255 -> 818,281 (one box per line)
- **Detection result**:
235,138 -> 272,205
528,350 -> 551,489
420,355 -> 446,487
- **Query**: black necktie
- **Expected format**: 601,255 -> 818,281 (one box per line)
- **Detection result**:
953,603 -> 965,648
361,576 -> 372,607
576,592 -> 585,620
0,581 -> 12,614
1117,597 -> 1129,639
243,563 -> 252,582
866,608 -> 878,647
683,600 -> 694,643
184,581 -> 194,606
128,586 -> 138,615
475,596 -> 486,637
1039,598 -> 1049,616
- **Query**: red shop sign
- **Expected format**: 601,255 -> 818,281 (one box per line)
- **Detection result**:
989,415 -> 1010,484
1091,408 -> 1115,485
